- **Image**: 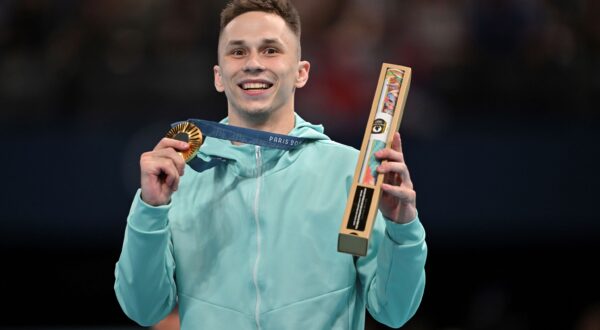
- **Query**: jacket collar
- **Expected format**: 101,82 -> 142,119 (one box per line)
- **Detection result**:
196,113 -> 329,177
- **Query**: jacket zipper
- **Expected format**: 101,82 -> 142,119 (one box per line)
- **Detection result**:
253,146 -> 262,330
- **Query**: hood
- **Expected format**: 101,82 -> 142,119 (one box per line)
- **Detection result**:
288,114 -> 329,141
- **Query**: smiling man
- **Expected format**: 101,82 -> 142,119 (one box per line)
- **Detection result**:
114,1 -> 427,329
214,10 -> 309,134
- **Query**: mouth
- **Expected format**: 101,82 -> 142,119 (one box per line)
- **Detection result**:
238,80 -> 273,91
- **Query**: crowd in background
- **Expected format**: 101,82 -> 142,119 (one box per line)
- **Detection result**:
1,0 -> 599,132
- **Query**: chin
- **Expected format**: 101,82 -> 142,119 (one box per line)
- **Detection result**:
238,107 -> 274,121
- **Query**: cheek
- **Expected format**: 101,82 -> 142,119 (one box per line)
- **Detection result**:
222,73 -> 239,90
219,63 -> 238,80
276,66 -> 299,83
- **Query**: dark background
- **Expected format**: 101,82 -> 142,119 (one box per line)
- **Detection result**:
1,0 -> 599,329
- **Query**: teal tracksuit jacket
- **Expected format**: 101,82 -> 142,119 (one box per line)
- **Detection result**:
114,114 -> 427,329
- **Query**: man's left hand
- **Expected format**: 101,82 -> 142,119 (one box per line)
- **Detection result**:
375,132 -> 417,224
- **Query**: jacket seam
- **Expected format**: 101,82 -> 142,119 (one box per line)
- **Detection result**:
178,292 -> 251,316
262,284 -> 353,315
382,236 -> 395,307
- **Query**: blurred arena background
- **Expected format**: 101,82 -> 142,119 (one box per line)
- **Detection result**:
1,0 -> 599,329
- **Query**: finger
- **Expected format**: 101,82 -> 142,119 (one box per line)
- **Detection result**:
381,184 -> 416,203
151,148 -> 186,176
377,162 -> 413,188
155,158 -> 181,191
154,137 -> 189,153
142,150 -> 185,177
375,132 -> 405,162
141,153 -> 182,188
375,148 -> 404,163
383,171 -> 400,185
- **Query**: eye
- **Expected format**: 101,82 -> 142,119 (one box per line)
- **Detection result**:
263,47 -> 279,55
230,49 -> 246,57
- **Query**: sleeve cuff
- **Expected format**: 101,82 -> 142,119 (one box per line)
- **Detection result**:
384,212 -> 425,246
127,189 -> 171,232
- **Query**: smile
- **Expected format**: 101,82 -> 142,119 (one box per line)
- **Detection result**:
239,81 -> 273,90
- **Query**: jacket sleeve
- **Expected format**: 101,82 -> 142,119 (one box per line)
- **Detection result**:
114,189 -> 177,326
356,212 -> 427,328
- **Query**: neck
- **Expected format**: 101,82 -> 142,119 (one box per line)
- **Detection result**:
228,110 -> 295,136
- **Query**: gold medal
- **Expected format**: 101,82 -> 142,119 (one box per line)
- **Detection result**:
165,121 -> 203,162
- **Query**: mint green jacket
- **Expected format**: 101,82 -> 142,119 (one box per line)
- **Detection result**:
114,115 -> 427,329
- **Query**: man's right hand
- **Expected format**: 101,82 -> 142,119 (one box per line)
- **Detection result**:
140,138 -> 189,206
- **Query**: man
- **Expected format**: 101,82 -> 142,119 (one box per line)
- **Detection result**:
114,0 -> 427,329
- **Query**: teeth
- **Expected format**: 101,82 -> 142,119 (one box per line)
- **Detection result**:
242,82 -> 270,90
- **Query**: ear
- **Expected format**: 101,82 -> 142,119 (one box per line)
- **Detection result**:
214,65 -> 224,92
295,60 -> 310,88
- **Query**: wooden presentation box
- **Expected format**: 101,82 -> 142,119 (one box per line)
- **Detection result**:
338,63 -> 412,256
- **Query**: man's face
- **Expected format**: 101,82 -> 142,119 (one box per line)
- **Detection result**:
214,11 -> 309,122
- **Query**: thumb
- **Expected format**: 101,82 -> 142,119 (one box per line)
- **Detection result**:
391,132 -> 402,152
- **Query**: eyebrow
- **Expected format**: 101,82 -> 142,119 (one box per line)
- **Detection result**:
226,38 -> 284,48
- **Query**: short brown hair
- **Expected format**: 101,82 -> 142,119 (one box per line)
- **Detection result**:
220,0 -> 301,38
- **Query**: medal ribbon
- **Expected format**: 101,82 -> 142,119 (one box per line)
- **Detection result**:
184,119 -> 307,150
171,119 -> 308,172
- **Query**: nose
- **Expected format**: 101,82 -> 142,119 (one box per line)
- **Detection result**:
242,51 -> 265,73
